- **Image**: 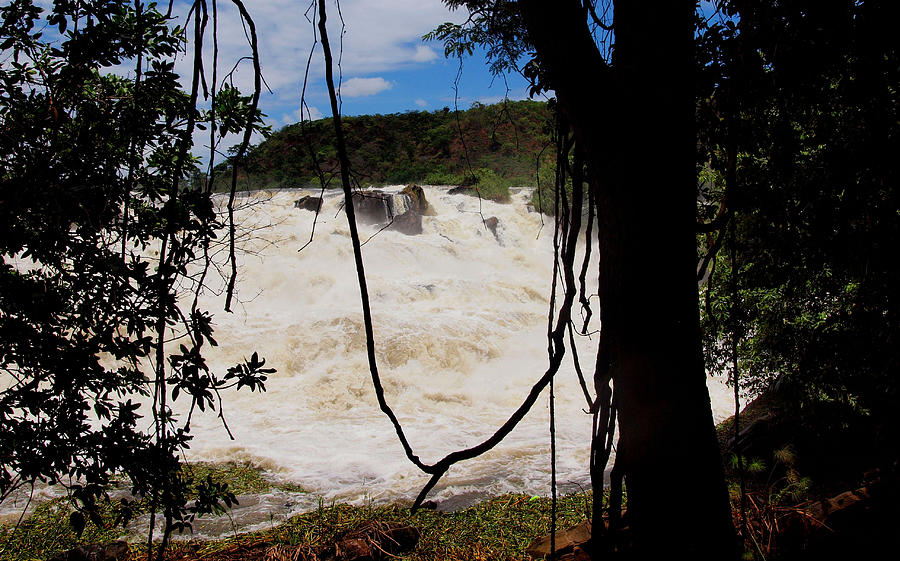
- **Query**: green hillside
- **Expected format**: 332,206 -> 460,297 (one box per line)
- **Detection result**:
227,100 -> 552,193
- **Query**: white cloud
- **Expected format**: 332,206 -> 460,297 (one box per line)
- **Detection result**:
169,0 -> 468,150
412,45 -> 439,63
476,95 -> 513,106
414,98 -> 428,107
341,77 -> 393,98
282,105 -> 323,125
301,105 -> 324,121
176,0 -> 464,92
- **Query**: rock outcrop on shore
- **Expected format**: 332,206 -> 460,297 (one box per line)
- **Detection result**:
50,541 -> 128,561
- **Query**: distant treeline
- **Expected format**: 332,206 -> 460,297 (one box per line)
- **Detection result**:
216,100 -> 553,193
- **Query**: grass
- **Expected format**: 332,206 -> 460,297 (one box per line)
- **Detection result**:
0,497 -> 125,561
0,461 -> 305,561
441,167 -> 513,203
467,184 -> 512,204
183,462 -> 303,496
1,483 -> 593,561
156,492 -> 592,561
11,391 -> 858,561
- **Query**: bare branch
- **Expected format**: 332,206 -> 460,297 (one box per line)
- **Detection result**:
586,0 -> 614,31
224,0 -> 262,313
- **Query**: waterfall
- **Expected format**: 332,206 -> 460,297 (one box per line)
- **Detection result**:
178,185 -> 732,524
0,184 -> 733,536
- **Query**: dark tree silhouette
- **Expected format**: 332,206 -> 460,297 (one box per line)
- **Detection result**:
695,7 -> 900,555
0,1 -> 270,558
514,2 -> 736,557
314,0 -> 736,558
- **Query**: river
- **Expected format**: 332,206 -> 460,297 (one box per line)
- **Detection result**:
175,186 -> 733,530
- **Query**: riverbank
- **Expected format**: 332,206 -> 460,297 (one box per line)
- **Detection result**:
4,453 -> 893,561
0,473 -> 592,561
4,390 -> 895,561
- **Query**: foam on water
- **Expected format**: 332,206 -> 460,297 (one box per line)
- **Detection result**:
0,185 -> 733,533
179,186 -> 732,510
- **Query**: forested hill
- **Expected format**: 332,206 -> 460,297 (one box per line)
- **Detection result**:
234,100 -> 552,190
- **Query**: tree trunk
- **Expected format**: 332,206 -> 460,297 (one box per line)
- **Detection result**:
608,4 -> 735,556
521,1 -> 736,557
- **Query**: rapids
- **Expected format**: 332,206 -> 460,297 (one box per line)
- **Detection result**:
0,185 -> 733,536
184,185 -> 734,514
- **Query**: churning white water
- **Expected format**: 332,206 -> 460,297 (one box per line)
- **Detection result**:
183,185 -> 733,514
0,185 -> 733,535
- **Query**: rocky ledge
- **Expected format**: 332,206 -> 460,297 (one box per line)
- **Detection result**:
297,185 -> 432,236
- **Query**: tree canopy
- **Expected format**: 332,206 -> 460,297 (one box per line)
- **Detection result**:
1,0 -> 270,555
697,0 -> 900,485
224,99 -> 552,197
1,0 -> 897,559
411,0 -> 898,558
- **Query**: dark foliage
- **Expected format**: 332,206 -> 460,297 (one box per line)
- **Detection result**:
0,0 -> 271,555
378,1 -> 738,558
223,100 -> 552,191
698,1 -> 900,467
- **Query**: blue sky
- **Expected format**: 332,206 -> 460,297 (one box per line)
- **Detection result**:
178,0 -> 532,141
130,0 -> 536,161
193,0 -> 719,136
166,0 -> 718,156
28,0 -> 723,156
